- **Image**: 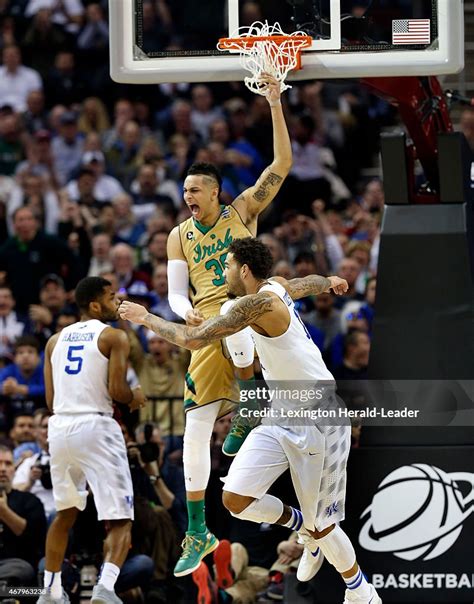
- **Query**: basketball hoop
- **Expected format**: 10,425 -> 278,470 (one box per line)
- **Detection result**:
217,21 -> 313,96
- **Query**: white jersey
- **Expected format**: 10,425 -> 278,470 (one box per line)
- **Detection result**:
51,319 -> 113,415
250,280 -> 334,383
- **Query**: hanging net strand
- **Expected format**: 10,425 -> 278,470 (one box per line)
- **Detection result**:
217,21 -> 313,96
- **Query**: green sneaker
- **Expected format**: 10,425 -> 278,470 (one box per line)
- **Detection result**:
222,413 -> 258,457
173,530 -> 219,577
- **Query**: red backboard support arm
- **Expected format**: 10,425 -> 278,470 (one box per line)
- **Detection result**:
361,76 -> 453,204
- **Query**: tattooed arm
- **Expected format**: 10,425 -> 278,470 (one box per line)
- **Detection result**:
119,292 -> 275,351
233,78 -> 291,233
271,275 -> 349,300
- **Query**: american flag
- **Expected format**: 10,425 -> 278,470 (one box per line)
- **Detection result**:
392,19 -> 431,45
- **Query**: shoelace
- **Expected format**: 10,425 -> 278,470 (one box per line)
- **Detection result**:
229,414 -> 250,438
180,533 -> 202,559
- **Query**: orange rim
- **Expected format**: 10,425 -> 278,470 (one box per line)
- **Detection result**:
218,34 -> 312,50
217,34 -> 312,70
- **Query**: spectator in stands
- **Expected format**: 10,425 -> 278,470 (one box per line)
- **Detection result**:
7,172 -> 60,235
102,99 -> 136,151
361,178 -> 385,213
347,240 -> 372,295
15,129 -> 58,187
165,133 -> 193,183
0,336 -> 45,420
0,45 -> 42,113
55,307 -> 80,332
106,120 -> 143,189
0,207 -> 80,312
0,444 -> 47,587
28,274 -> 68,347
258,531 -> 303,600
44,50 -> 86,108
22,90 -> 48,135
51,110 -> 84,186
68,168 -> 101,218
0,286 -> 26,362
209,116 -> 264,187
139,229 -> 169,277
113,193 -> 147,247
88,232 -> 113,277
9,413 -> 36,463
13,409 -> 55,523
0,112 -> 24,176
257,233 -> 287,268
134,422 -> 187,531
305,291 -> 342,351
77,97 -> 110,135
285,113 -> 331,212
25,0 -> 84,34
77,2 -> 110,54
132,161 -> 180,209
67,150 -> 124,204
273,259 -> 295,280
333,330 -> 370,379
334,256 -> 364,309
111,243 -> 151,290
8,411 -> 37,462
128,327 -> 188,452
190,84 -> 224,143
21,7 -> 68,79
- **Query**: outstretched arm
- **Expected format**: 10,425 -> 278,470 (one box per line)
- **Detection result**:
233,75 -> 292,233
271,275 -> 348,300
119,292 -> 274,351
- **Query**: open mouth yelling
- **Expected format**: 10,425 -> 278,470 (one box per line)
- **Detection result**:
188,204 -> 201,218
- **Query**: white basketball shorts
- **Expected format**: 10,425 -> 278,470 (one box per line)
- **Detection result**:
48,414 -> 134,521
223,422 -> 351,532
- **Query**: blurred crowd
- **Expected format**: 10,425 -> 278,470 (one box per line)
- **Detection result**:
2,1 -> 469,603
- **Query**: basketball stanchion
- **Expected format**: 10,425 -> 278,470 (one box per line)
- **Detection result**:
217,21 -> 312,95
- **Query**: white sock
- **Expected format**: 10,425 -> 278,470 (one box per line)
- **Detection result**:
98,562 -> 120,591
44,570 -> 62,599
344,568 -> 371,598
282,506 -> 304,531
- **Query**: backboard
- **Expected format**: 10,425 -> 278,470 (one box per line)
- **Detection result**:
109,0 -> 464,84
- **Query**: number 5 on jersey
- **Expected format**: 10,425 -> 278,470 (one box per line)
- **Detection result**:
65,345 -> 84,374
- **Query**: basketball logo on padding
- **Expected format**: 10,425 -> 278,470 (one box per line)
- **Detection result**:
359,464 -> 474,561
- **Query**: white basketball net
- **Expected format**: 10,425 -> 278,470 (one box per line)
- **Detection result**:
217,21 -> 312,96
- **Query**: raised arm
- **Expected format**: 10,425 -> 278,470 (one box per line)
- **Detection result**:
119,292 -> 274,351
271,274 -> 348,300
233,76 -> 292,234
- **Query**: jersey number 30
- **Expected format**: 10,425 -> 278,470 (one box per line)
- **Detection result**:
205,253 -> 228,286
65,345 -> 84,374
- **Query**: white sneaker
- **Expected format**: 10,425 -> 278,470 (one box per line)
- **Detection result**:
296,531 -> 325,582
91,584 -> 123,604
343,583 -> 382,603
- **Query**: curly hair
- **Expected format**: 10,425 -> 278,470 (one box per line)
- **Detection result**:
229,237 -> 273,280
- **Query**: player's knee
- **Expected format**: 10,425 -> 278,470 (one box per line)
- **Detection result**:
109,518 -> 132,537
222,490 -> 253,514
55,507 -> 78,528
